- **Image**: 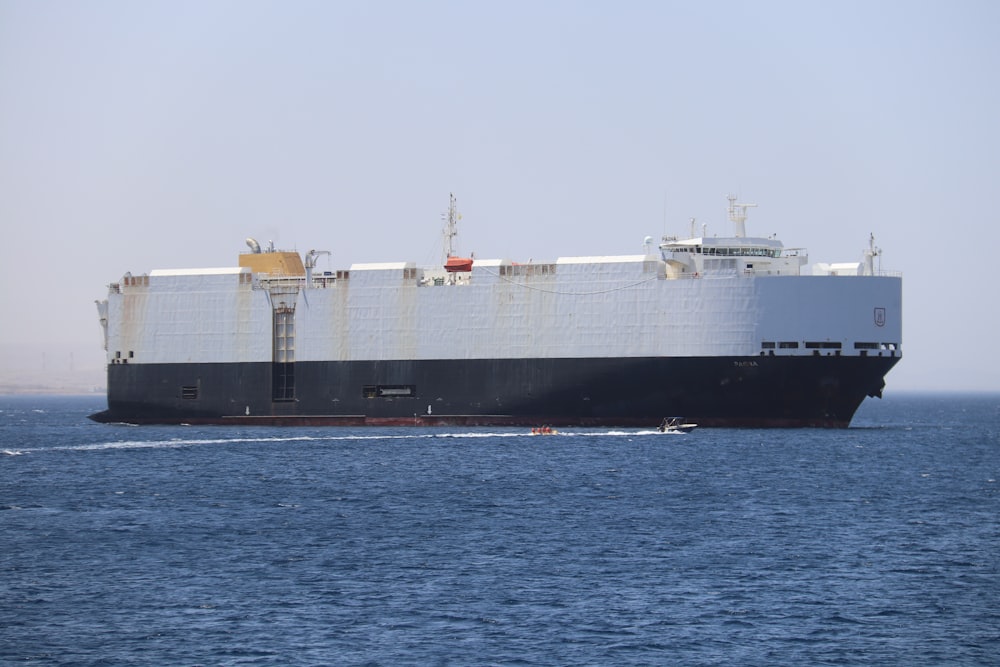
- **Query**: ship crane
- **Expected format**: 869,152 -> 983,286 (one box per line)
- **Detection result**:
305,249 -> 331,287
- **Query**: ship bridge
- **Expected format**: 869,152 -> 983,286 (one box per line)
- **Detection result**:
658,196 -> 807,277
660,235 -> 807,278
661,236 -> 785,258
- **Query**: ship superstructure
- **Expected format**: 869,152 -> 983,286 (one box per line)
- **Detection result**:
91,195 -> 901,427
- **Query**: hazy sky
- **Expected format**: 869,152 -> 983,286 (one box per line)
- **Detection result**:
1,0 -> 998,392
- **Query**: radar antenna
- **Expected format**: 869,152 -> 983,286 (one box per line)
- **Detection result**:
727,195 -> 757,238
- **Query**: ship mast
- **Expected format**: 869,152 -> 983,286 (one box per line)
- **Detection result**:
863,233 -> 881,276
442,192 -> 460,262
441,193 -> 474,273
727,194 -> 757,238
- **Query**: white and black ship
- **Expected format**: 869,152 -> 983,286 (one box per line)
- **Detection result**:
91,195 -> 902,427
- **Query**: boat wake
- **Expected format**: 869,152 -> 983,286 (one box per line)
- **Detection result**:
8,428 -> 688,455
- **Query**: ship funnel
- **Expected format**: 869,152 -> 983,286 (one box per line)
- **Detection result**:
246,238 -> 262,254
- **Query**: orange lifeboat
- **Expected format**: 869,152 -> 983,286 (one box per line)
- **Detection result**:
444,256 -> 473,273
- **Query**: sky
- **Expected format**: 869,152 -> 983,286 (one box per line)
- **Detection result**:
1,0 -> 998,393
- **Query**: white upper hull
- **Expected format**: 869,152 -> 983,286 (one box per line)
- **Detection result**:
102,256 -> 901,366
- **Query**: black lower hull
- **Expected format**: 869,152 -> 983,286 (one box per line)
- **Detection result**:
90,354 -> 900,428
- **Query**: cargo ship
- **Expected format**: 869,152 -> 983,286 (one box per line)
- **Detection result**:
90,195 -> 902,427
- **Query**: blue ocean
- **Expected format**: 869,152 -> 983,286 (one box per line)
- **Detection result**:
2,394 -> 998,666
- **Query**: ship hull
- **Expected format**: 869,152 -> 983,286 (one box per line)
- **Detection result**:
90,353 -> 900,427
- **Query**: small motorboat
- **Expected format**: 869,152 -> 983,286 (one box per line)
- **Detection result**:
530,425 -> 559,436
658,417 -> 697,434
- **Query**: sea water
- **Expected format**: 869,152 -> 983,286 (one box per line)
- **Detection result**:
2,393 -> 998,666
